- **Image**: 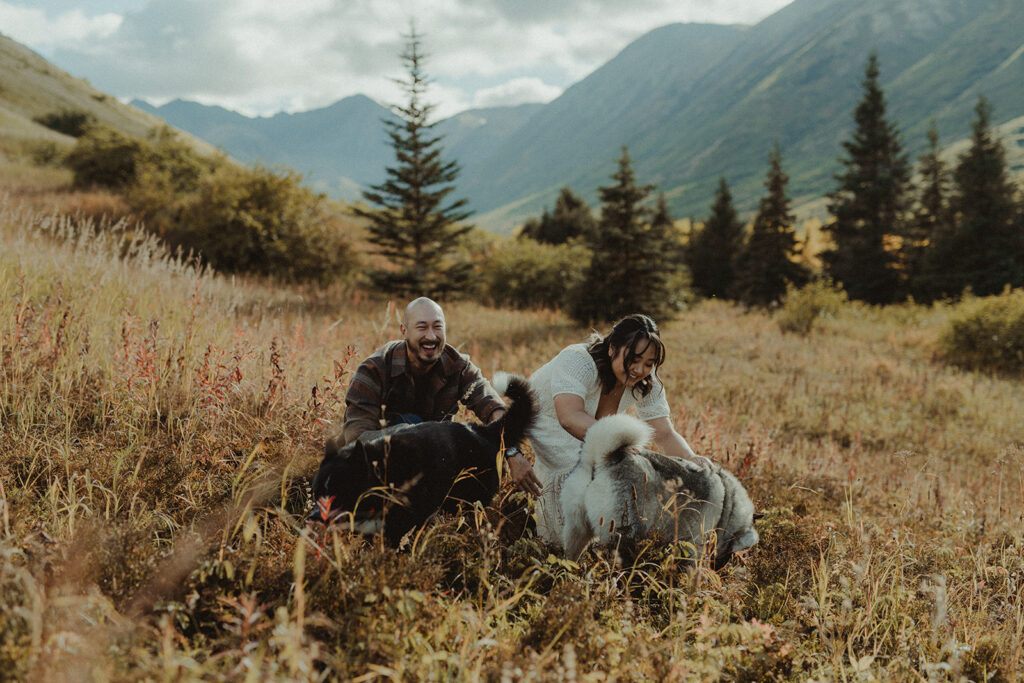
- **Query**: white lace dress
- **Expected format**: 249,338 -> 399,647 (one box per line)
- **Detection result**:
527,343 -> 671,547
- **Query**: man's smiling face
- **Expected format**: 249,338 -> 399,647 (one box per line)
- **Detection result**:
401,300 -> 446,374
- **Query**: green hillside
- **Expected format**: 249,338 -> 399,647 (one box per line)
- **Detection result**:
0,32 -> 215,159
469,0 -> 1024,230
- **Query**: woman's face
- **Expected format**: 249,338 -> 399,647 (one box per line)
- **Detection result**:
609,339 -> 658,388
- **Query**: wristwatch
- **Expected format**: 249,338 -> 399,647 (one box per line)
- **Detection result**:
503,446 -> 523,460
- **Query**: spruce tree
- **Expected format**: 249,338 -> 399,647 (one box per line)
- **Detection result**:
353,29 -> 472,299
941,96 -> 1022,296
685,177 -> 744,300
909,122 -> 953,301
519,187 -> 596,244
822,53 -> 910,304
568,147 -> 676,324
735,145 -> 809,307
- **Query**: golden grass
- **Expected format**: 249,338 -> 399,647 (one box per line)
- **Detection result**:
1,198 -> 1022,681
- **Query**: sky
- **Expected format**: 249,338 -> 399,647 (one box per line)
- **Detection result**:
3,0 -> 795,119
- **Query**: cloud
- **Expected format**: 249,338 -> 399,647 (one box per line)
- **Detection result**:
472,78 -> 562,108
0,2 -> 122,45
5,0 -> 796,117
47,1 -> 263,103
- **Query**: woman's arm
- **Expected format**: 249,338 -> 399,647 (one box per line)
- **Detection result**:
648,416 -> 710,465
553,393 -> 596,441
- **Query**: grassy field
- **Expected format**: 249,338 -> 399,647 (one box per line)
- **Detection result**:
1,188 -> 1023,681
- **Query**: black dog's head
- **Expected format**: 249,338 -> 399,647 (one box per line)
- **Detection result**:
310,438 -> 387,526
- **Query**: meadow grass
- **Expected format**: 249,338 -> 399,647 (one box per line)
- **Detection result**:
1,199 -> 1022,681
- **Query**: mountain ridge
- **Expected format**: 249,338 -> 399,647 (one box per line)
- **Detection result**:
5,0 -> 1024,235
134,0 -> 1024,233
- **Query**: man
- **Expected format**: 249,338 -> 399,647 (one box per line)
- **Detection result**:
327,297 -> 542,495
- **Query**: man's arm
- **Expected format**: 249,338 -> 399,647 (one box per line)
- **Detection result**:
337,356 -> 389,449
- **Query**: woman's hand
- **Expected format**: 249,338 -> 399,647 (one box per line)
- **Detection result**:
648,416 -> 708,466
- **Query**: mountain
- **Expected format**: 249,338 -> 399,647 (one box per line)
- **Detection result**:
5,0 -> 1024,234
437,103 -> 545,179
134,96 -> 544,202
132,95 -> 398,198
471,0 -> 1024,229
0,32 -> 214,157
463,22 -> 749,225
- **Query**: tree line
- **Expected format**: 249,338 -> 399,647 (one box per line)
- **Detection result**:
51,35 -> 1022,323
358,38 -> 1023,323
824,53 -> 1024,305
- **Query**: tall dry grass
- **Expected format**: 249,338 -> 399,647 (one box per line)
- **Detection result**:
1,199 -> 1022,680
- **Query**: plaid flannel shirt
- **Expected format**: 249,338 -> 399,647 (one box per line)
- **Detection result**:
338,340 -> 505,447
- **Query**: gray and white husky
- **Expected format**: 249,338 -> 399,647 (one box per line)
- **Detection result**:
560,414 -> 759,568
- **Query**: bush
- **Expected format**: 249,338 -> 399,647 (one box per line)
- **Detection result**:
482,237 -> 589,309
30,141 -> 65,166
65,125 -> 144,189
937,288 -> 1024,375
126,128 -> 220,236
62,126 -> 358,283
33,109 -> 95,137
776,278 -> 848,335
171,165 -> 359,284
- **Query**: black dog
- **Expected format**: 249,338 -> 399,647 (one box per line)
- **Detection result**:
310,373 -> 537,545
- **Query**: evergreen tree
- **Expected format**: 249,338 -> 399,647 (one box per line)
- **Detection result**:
519,187 -> 596,244
734,145 -> 809,307
568,147 -> 676,324
650,193 -> 680,261
685,177 -> 744,299
909,122 -> 953,301
938,96 -> 1022,296
822,53 -> 911,304
353,29 -> 472,298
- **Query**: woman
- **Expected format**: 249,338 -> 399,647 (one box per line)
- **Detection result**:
509,314 -> 706,547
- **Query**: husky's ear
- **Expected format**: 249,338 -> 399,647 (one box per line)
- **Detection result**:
753,512 -> 765,521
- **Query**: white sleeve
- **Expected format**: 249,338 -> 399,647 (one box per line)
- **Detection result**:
549,346 -> 597,399
635,376 -> 671,421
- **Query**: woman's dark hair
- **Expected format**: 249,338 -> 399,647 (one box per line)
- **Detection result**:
587,313 -> 666,398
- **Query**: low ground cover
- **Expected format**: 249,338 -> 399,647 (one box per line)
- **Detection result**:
1,201 -> 1022,680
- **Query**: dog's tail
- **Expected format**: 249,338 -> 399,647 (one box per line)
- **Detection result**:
489,372 -> 539,448
581,414 -> 654,473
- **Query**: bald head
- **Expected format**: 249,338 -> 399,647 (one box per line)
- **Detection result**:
403,297 -> 444,326
402,297 -> 447,374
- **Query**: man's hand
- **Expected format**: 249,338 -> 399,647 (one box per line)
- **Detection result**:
507,453 -> 542,497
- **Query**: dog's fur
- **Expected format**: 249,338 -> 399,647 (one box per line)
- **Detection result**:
560,414 -> 759,568
310,373 -> 538,546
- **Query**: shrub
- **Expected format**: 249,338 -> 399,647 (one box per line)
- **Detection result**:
62,125 -> 357,284
482,237 -> 589,310
126,128 -> 220,236
776,278 -> 848,335
171,164 -> 359,284
65,125 -> 144,189
32,109 -> 95,137
937,288 -> 1024,375
30,141 -> 65,166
